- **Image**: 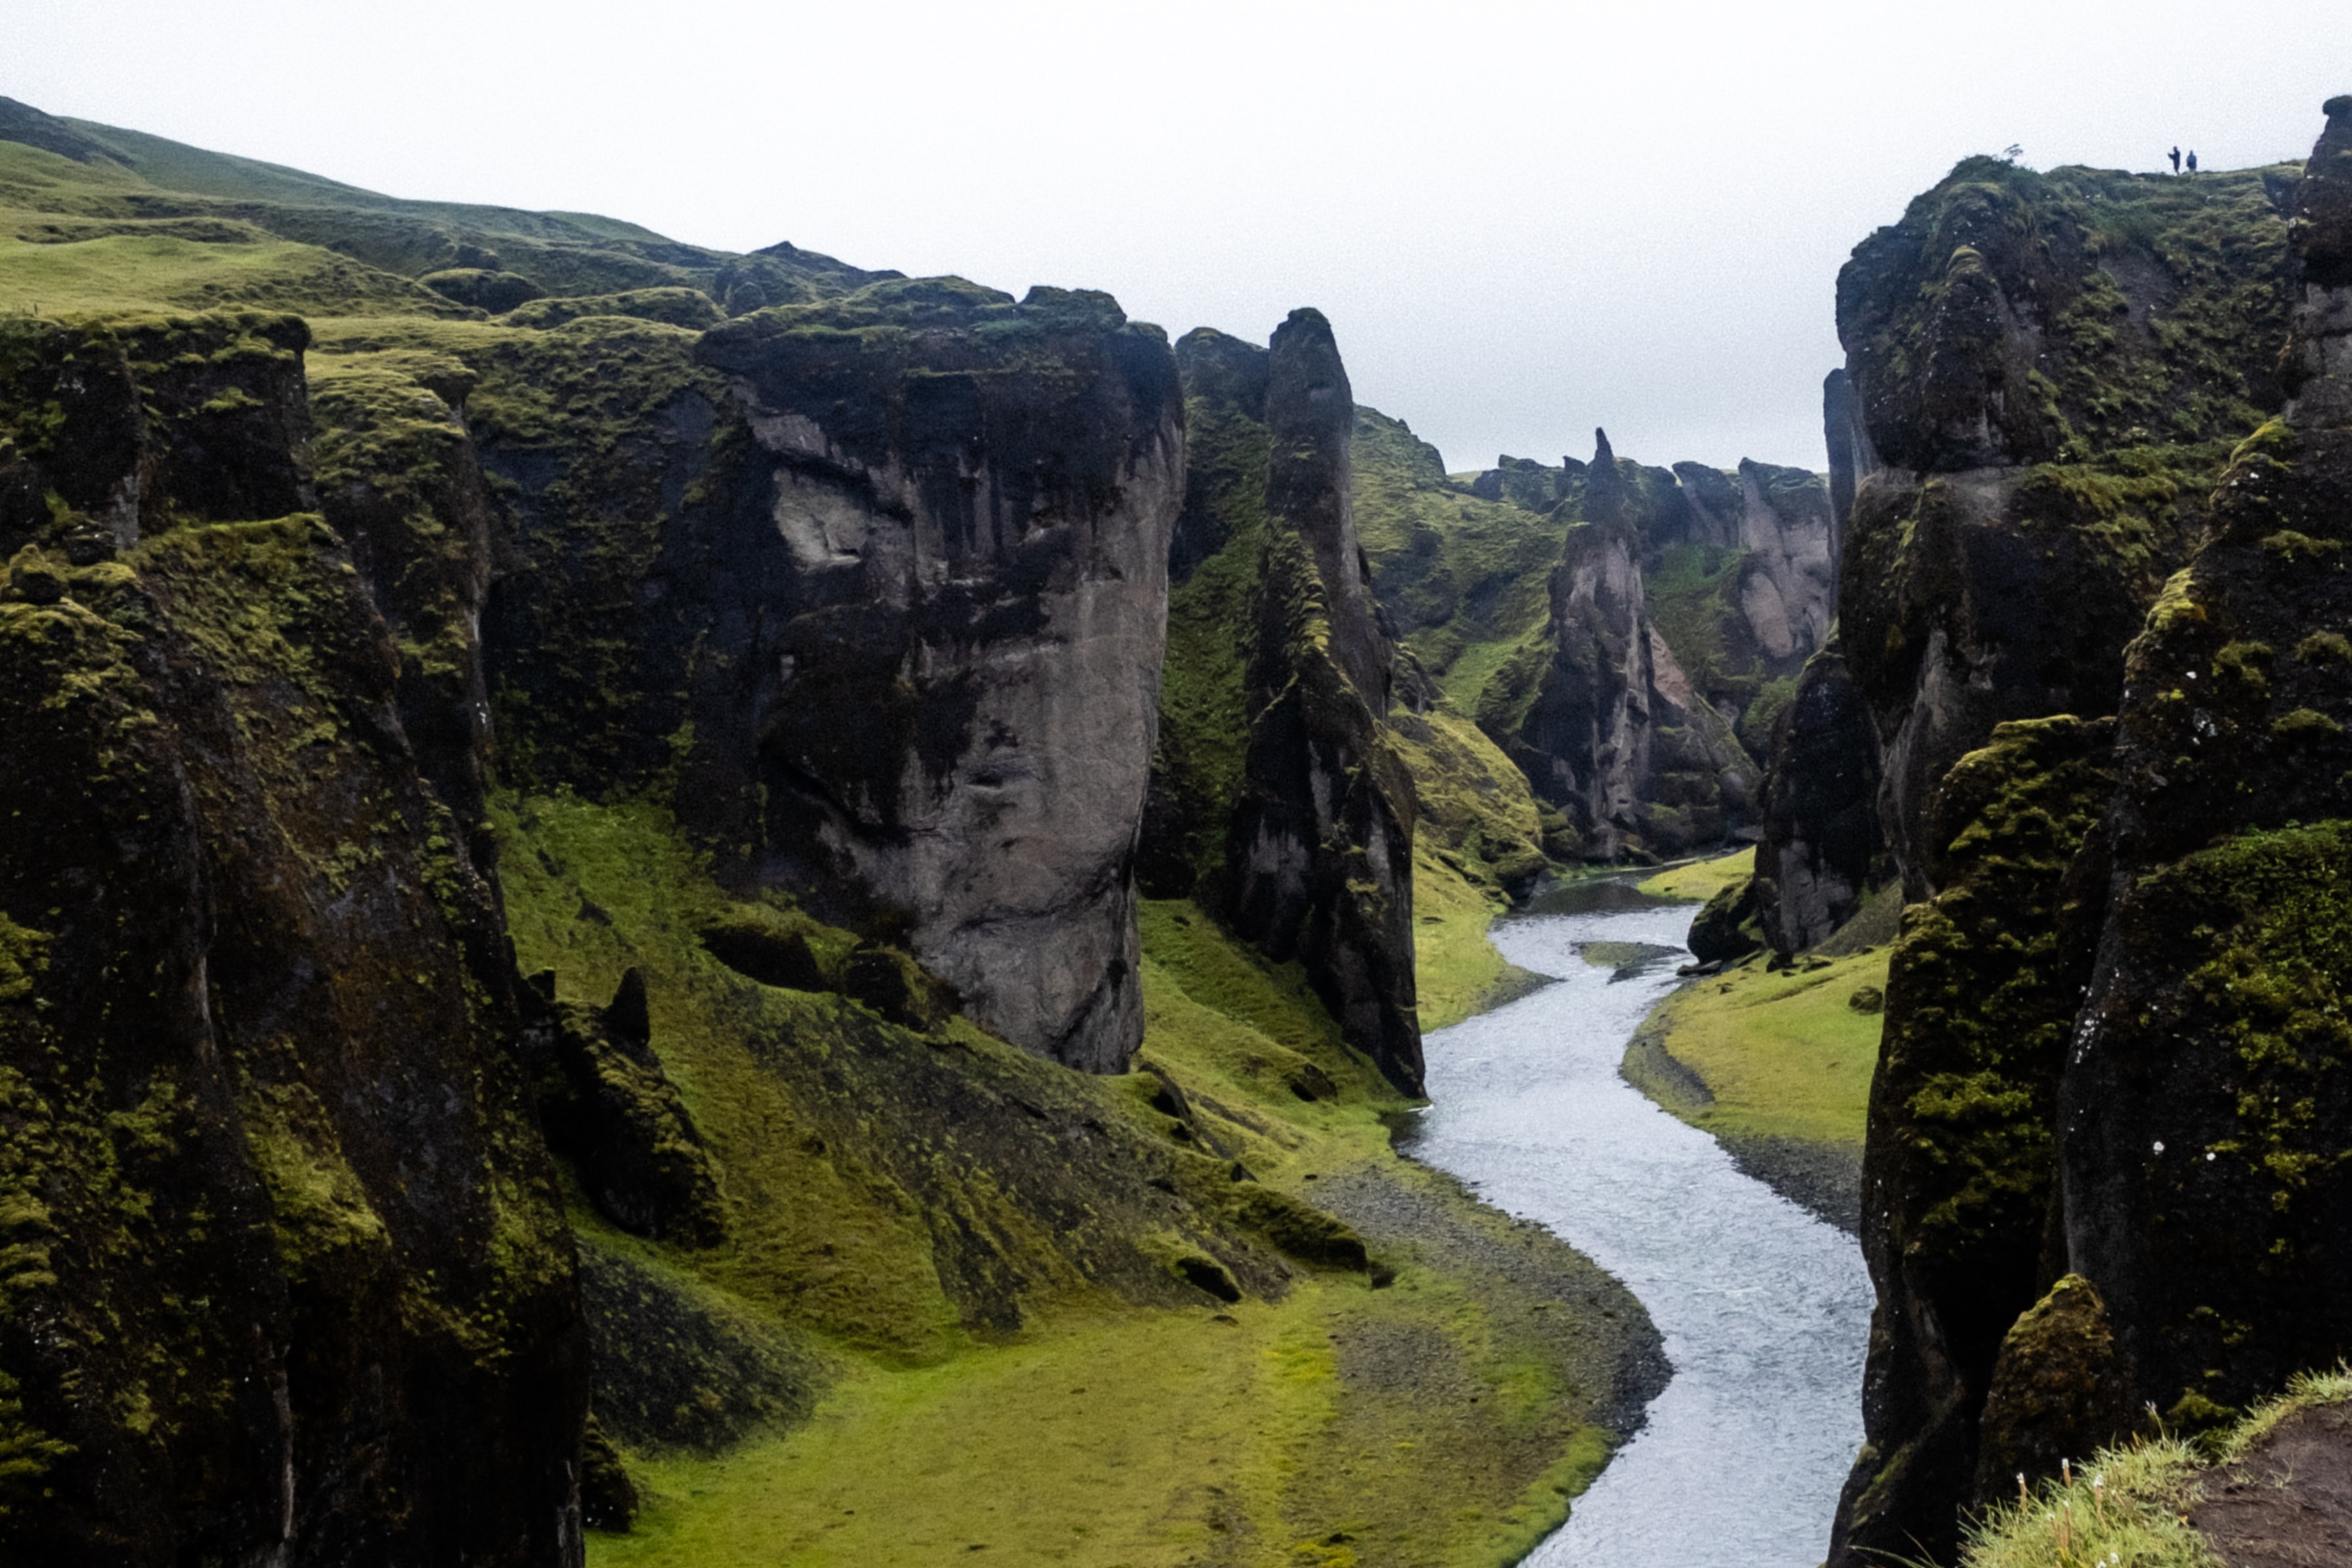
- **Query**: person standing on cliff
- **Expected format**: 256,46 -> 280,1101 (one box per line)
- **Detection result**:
2171,144 -> 2183,173
2188,149 -> 2199,172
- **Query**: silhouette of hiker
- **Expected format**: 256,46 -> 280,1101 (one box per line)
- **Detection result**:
2187,150 -> 2199,173
2170,145 -> 2182,173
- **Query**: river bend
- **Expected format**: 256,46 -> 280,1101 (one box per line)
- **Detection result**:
1407,888 -> 1872,1568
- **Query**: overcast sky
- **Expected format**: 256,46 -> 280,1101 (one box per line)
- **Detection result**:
11,1 -> 2349,473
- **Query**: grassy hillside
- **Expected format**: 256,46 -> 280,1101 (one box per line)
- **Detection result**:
501,796 -> 1657,1566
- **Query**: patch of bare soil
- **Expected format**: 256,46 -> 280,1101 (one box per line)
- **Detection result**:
2191,1403 -> 2352,1567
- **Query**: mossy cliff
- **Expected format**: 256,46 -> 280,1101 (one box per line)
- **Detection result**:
0,320 -> 584,1563
1833,150 -> 2294,893
2057,104 -> 2352,1459
1818,106 -> 2352,1568
1830,716 -> 2116,1564
1143,315 -> 1424,1094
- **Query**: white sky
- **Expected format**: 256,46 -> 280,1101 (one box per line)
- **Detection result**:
10,1 -> 2349,473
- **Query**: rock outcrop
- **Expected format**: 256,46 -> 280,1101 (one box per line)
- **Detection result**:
1752,643 -> 1884,953
1500,431 -> 1760,859
0,315 -> 586,1566
1215,312 -> 1424,1093
578,278 -> 1185,1075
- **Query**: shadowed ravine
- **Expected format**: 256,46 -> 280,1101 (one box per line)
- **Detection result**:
1405,883 -> 1871,1567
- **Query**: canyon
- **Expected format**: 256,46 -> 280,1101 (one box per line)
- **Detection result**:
3,81 -> 2352,1568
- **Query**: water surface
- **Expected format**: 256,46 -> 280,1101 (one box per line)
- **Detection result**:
1408,884 -> 1871,1568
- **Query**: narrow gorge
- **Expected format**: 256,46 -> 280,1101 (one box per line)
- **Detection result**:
4,77 -> 2352,1568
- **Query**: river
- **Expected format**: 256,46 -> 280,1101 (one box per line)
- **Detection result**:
1403,881 -> 1873,1568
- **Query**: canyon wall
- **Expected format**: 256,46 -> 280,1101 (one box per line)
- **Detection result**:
1143,316 -> 1426,1093
1817,128 -> 2315,1566
0,314 -> 586,1566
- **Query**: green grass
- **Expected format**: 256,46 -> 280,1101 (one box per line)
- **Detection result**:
505,800 -> 1638,1568
1411,848 -> 1537,1032
1636,848 -> 1753,903
599,1278 -> 1613,1568
1638,949 -> 1887,1150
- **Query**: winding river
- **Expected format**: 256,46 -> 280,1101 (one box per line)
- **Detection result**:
1406,881 -> 1873,1568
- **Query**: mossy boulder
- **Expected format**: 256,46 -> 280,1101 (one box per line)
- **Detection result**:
521,969 -> 728,1248
1688,872 -> 1764,964
1973,1275 -> 2140,1500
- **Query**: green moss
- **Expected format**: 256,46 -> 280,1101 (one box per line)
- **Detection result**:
0,1366 -> 68,1521
2296,630 -> 2352,666
2137,821 -> 2352,1224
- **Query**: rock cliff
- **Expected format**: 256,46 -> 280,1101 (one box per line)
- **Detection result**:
1144,315 -> 1425,1093
0,314 -> 586,1565
1495,431 -> 1760,859
2055,91 -> 2352,1455
1821,128 -> 2321,1568
1751,642 -> 1884,953
689,280 -> 1184,1072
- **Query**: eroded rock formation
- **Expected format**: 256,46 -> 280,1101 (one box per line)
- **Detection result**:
1501,431 -> 1760,859
1223,311 -> 1424,1093
1752,644 -> 1883,953
690,282 -> 1183,1072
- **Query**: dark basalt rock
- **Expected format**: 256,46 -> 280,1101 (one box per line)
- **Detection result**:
1223,309 -> 1425,1094
1825,108 -> 2337,1568
1829,715 -> 2115,1568
1753,643 -> 1884,953
521,970 -> 728,1248
0,317 -> 585,1566
1504,430 -> 1759,861
2057,405 -> 2352,1448
0,312 -> 313,554
680,278 -> 1186,1074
